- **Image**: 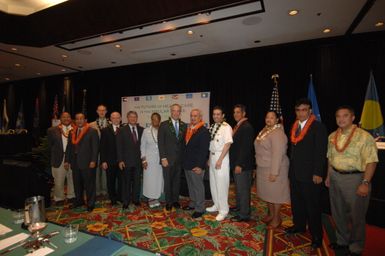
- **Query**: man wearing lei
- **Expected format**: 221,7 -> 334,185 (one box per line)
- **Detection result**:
182,109 -> 210,218
158,104 -> 187,211
206,106 -> 233,221
285,98 -> 327,250
89,104 -> 110,197
325,106 -> 378,256
47,112 -> 75,206
229,104 -> 255,222
65,113 -> 99,212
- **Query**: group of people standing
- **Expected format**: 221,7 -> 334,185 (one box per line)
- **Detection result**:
47,98 -> 378,256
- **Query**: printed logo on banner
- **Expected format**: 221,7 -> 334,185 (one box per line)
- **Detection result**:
158,95 -> 165,100
122,97 -> 128,102
146,96 -> 152,101
201,92 -> 209,98
134,97 -> 140,101
186,93 -> 193,99
172,95 -> 179,100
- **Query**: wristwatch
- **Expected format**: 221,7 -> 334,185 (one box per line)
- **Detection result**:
362,179 -> 370,185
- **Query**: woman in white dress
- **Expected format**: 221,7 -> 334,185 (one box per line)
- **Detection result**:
141,113 -> 164,208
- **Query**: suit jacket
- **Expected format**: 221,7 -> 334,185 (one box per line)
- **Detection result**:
100,125 -> 119,166
289,120 -> 328,182
116,125 -> 144,168
183,126 -> 210,170
65,127 -> 99,170
47,126 -> 66,168
230,120 -> 256,170
158,119 -> 187,166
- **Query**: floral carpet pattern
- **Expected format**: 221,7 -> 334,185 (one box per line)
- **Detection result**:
46,186 -> 333,256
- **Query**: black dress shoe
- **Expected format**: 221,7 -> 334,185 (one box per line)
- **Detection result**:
54,200 -> 65,206
192,212 -> 204,218
122,204 -> 129,209
329,243 -> 348,250
182,206 -> 195,211
71,202 -> 83,209
311,239 -> 322,249
87,206 -> 94,212
165,204 -> 172,211
172,202 -> 180,208
231,216 -> 250,222
229,206 -> 239,212
346,251 -> 361,256
111,200 -> 117,206
133,201 -> 141,206
285,226 -> 305,235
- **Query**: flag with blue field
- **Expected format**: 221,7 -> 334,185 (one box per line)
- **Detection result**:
360,71 -> 384,138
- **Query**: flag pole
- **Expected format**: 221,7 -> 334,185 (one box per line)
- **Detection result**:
271,74 -> 279,86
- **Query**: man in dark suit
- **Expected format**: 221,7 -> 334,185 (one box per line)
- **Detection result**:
158,104 -> 187,211
230,104 -> 255,222
182,109 -> 210,218
65,113 -> 99,212
286,98 -> 327,249
117,111 -> 144,209
100,112 -> 122,206
47,112 -> 75,205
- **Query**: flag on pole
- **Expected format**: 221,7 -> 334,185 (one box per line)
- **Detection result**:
270,74 -> 283,122
1,99 -> 9,131
52,95 -> 60,127
359,71 -> 384,138
307,74 -> 321,121
15,101 -> 25,129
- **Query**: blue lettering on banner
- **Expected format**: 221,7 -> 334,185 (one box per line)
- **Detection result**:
186,93 -> 193,99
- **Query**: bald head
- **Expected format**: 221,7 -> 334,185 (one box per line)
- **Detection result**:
110,112 -> 121,125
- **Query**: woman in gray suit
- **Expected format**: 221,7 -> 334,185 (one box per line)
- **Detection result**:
254,111 -> 289,229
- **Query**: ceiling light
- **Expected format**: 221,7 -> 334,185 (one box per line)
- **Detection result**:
61,69 -> 66,72
61,54 -> 68,58
36,73 -> 41,75
187,30 -> 194,35
288,10 -> 298,16
115,44 -> 121,48
11,47 -> 17,51
375,21 -> 384,27
0,0 -> 69,16
14,63 -> 21,67
4,78 -> 10,81
323,28 -> 331,33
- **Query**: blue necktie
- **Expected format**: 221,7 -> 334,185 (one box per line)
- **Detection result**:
174,121 -> 179,137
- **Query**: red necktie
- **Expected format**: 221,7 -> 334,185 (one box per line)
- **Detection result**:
132,126 -> 138,143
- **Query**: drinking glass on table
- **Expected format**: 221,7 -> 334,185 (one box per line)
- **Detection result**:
12,209 -> 24,224
63,224 -> 78,244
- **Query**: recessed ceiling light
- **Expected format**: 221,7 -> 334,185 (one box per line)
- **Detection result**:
14,63 -> 21,67
115,44 -> 121,48
170,53 -> 176,56
36,72 -> 41,75
11,47 -> 17,51
323,28 -> 331,33
61,54 -> 68,58
111,61 -> 116,64
61,69 -> 66,72
375,21 -> 384,27
288,10 -> 298,16
254,40 -> 261,43
4,77 -> 10,81
187,30 -> 194,35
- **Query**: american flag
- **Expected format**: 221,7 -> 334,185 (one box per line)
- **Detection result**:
269,75 -> 283,122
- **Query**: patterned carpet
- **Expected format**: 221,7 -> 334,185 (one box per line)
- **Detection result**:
46,185 -> 333,256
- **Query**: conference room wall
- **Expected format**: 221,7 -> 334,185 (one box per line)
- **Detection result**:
1,31 -> 384,136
